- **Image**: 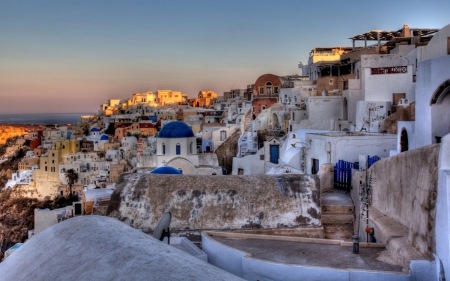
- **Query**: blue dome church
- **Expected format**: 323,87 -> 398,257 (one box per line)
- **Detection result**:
149,121 -> 221,175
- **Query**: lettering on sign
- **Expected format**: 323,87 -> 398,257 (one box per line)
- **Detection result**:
371,66 -> 407,75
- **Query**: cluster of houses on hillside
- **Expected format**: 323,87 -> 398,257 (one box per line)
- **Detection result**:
3,24 -> 450,203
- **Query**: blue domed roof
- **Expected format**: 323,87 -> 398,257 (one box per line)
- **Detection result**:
91,128 -> 100,132
158,121 -> 194,138
150,166 -> 182,175
100,135 -> 109,140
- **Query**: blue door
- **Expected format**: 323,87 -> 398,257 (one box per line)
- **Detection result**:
270,145 -> 279,164
176,144 -> 181,155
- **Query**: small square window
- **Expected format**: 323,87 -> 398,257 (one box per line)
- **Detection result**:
447,37 -> 450,55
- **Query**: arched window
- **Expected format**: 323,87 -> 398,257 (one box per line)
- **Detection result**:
162,143 -> 166,155
266,82 -> 273,95
176,143 -> 181,155
400,128 -> 409,152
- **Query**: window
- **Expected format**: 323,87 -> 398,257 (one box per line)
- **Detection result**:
266,82 -> 272,95
448,37 -> 450,55
52,160 -> 54,164
343,81 -> 348,90
176,143 -> 181,155
52,153 -> 55,157
261,105 -> 266,110
220,131 -> 227,141
190,142 -> 193,154
259,87 -> 264,95
162,143 -> 166,155
274,87 -> 279,94
45,166 -> 47,171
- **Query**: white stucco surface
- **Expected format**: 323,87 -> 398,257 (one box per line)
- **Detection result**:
0,216 -> 243,281
436,133 -> 450,280
202,232 -> 427,281
305,132 -> 397,172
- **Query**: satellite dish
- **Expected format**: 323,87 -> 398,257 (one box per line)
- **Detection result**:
152,212 -> 171,244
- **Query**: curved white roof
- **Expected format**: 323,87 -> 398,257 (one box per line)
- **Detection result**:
0,216 -> 242,280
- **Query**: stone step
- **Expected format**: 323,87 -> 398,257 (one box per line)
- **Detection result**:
321,213 -> 354,224
322,205 -> 354,214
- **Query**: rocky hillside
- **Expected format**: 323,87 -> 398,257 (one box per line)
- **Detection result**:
0,124 -> 44,146
0,189 -> 53,261
0,126 -> 26,146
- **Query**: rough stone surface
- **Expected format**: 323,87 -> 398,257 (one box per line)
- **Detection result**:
0,216 -> 243,281
350,144 -> 440,265
107,173 -> 321,231
214,127 -> 241,174
369,144 -> 439,259
318,163 -> 334,193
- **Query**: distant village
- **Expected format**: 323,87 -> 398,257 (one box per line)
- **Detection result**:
1,24 -> 449,280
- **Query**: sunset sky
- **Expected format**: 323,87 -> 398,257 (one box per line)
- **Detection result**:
1,0 -> 449,114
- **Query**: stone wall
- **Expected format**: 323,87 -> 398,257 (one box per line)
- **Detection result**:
379,102 -> 415,134
107,173 -> 321,232
365,144 -> 439,258
214,128 -> 241,174
109,163 -> 125,183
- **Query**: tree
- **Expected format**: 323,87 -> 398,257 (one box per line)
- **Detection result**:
64,169 -> 78,195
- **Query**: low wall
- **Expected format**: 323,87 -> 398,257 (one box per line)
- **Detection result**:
369,144 -> 439,259
201,232 -> 431,281
107,173 -> 321,231
352,145 -> 440,259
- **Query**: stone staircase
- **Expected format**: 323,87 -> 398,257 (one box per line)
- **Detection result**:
321,189 -> 355,240
244,111 -> 252,132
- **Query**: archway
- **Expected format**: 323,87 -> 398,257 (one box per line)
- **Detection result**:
343,97 -> 348,120
431,79 -> 450,142
272,113 -> 279,128
400,127 -> 408,152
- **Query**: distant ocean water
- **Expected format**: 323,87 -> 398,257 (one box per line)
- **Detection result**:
0,113 -> 95,125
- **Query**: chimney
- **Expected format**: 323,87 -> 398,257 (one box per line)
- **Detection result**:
402,24 -> 410,37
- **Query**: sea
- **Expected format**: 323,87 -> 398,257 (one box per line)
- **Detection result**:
0,113 -> 95,125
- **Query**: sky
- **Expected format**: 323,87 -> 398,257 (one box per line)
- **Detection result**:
1,0 -> 449,114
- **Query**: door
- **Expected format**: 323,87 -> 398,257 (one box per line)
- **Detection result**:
311,158 -> 319,174
270,145 -> 279,164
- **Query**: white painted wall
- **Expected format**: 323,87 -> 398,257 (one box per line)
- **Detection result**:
293,96 -> 343,131
436,133 -> 450,280
355,101 -> 392,132
414,53 -> 450,148
232,149 -> 265,175
202,232 -> 434,280
305,133 -> 397,173
396,121 -> 416,154
422,24 -> 450,61
363,65 -> 415,102
342,87 -> 362,125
